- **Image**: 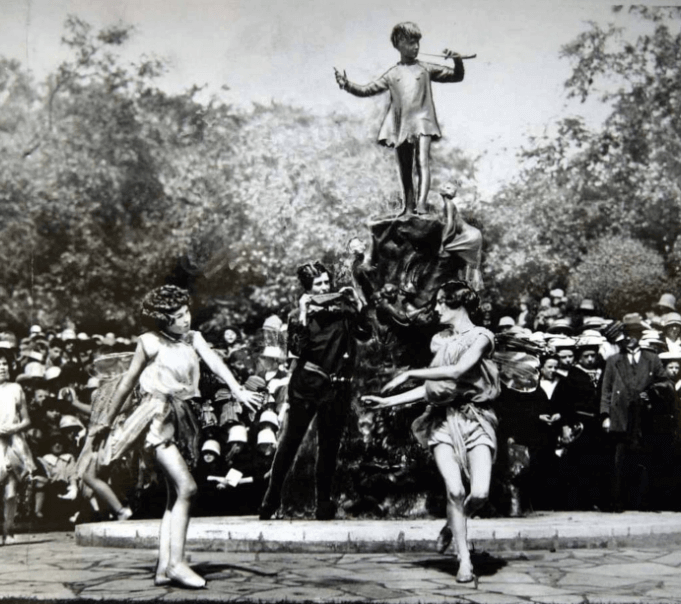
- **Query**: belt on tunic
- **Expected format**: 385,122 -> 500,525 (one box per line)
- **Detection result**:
302,361 -> 351,385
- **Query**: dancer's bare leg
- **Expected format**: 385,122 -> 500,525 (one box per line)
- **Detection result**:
3,478 -> 18,541
154,443 -> 204,588
82,468 -> 131,519
155,476 -> 175,585
433,444 -> 491,583
414,136 -> 432,214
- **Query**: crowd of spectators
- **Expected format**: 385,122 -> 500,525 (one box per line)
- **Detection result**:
489,290 -> 681,517
0,317 -> 290,529
2,287 -> 681,531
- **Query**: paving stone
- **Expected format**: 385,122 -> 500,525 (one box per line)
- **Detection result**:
529,596 -> 587,604
391,595 -> 465,603
651,550 -> 681,566
483,582 -> 578,597
340,582 -> 408,600
465,592 -> 528,603
247,586 -> 347,601
577,562 -> 681,577
587,596 -> 673,604
483,570 -> 537,583
557,571 -> 642,589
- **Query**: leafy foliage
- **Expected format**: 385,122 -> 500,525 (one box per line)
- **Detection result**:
485,8 -> 681,310
0,17 -> 477,335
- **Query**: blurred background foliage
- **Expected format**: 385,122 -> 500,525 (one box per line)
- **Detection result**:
2,8 -> 681,334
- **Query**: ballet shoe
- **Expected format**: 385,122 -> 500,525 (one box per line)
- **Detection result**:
167,563 -> 206,589
154,573 -> 171,587
456,561 -> 476,584
436,524 -> 453,554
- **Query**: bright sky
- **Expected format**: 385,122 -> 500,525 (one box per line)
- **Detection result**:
0,0 -> 656,195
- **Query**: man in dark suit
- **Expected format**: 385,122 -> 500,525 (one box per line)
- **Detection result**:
600,313 -> 671,511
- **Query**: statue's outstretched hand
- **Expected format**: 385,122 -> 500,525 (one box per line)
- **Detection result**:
442,48 -> 462,60
381,371 -> 410,393
334,67 -> 348,90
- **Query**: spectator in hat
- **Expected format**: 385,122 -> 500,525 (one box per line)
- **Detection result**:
547,318 -> 573,337
660,352 -> 681,392
496,316 -> 515,334
662,313 -> 681,354
33,432 -> 79,523
194,439 -> 227,516
515,296 -> 535,330
648,293 -> 677,330
46,338 -> 65,369
552,334 -> 606,510
538,354 -> 561,402
600,313 -> 672,511
551,338 -> 576,378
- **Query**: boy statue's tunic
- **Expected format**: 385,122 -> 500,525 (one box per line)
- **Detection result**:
344,60 -> 464,147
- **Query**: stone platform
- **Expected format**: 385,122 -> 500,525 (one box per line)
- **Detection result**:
75,511 -> 681,553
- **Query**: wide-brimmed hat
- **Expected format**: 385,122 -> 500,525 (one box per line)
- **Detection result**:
548,336 -> 576,350
44,366 -> 62,384
547,318 -> 573,335
579,316 -> 607,332
61,329 -> 77,342
16,362 -> 46,383
29,325 -> 42,336
663,313 -> 681,328
575,334 -> 604,349
657,293 -> 677,312
659,351 -> 681,362
640,331 -> 666,351
22,349 -> 45,363
549,289 -> 564,298
622,313 -> 649,333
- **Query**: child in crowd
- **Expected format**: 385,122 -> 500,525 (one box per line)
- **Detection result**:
34,433 -> 78,522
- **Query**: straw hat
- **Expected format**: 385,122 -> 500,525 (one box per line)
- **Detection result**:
663,313 -> 681,327
16,362 -> 46,383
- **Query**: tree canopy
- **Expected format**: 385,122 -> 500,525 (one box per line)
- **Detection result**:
485,7 -> 681,311
0,16 -> 477,334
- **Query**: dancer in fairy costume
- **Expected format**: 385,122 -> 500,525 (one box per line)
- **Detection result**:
362,282 -> 500,584
96,285 -> 262,588
0,348 -> 36,544
72,353 -> 138,521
